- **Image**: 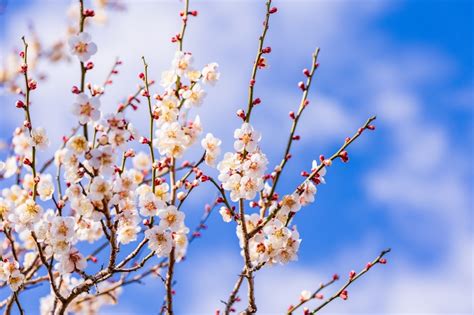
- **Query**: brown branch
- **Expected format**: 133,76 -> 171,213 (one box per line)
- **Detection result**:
224,270 -> 245,314
263,48 -> 320,216
310,248 -> 391,314
244,0 -> 273,122
248,115 -> 377,239
287,274 -> 338,314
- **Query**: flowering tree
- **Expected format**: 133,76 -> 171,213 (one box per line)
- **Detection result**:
0,0 -> 390,314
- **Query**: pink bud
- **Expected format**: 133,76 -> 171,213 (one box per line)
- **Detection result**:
367,125 -> 376,130
379,258 -> 387,264
138,72 -> 145,80
15,100 -> 25,108
269,7 -> 278,14
236,109 -> 246,120
84,9 -> 95,17
303,68 -> 310,77
71,86 -> 80,94
28,79 -> 37,90
339,151 -> 349,163
262,46 -> 272,54
139,137 -> 150,144
19,63 -> 28,73
333,273 -> 340,281
298,81 -> 305,91
349,270 -> 356,279
339,290 -> 348,300
252,98 -> 261,105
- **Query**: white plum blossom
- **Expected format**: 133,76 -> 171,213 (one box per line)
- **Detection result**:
8,269 -> 25,291
28,127 -> 50,150
299,181 -> 317,205
219,206 -> 233,223
117,224 -> 141,244
12,131 -> 32,157
182,83 -> 206,108
201,62 -> 220,85
160,69 -> 178,88
0,157 -> 17,178
201,133 -> 221,166
57,247 -> 87,274
9,199 -> 43,231
311,159 -> 327,184
154,122 -> 190,158
158,205 -> 185,231
72,93 -> 101,124
132,151 -> 151,172
233,123 -> 261,153
51,216 -> 76,241
280,193 -> 301,214
66,135 -> 89,154
68,32 -> 97,62
139,192 -> 164,217
144,225 -> 172,257
89,176 -> 111,202
37,174 -> 55,201
172,51 -> 193,76
89,145 -> 115,176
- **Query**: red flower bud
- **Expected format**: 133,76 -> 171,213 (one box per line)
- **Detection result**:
367,125 -> 376,130
139,72 -> 145,80
269,7 -> 278,14
379,258 -> 387,264
236,109 -> 246,120
15,100 -> 25,108
71,86 -> 80,94
28,79 -> 37,90
252,98 -> 261,105
289,111 -> 296,119
339,150 -> 349,163
298,81 -> 305,91
349,270 -> 356,279
292,135 -> 300,140
86,61 -> 94,70
303,68 -> 310,77
84,9 -> 95,17
262,46 -> 272,54
19,63 -> 28,73
333,273 -> 340,281
340,290 -> 348,300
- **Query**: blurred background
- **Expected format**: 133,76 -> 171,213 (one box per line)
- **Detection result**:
0,0 -> 473,314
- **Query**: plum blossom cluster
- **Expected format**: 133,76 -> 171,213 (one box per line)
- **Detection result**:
0,0 -> 387,314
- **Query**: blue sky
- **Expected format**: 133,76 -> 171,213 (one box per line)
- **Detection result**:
1,0 -> 473,314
